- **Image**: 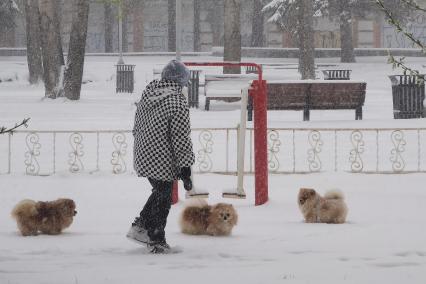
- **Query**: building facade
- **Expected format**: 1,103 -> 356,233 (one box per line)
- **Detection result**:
1,0 -> 424,52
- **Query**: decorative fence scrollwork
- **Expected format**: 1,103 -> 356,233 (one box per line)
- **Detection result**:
24,132 -> 41,175
267,130 -> 281,172
111,132 -> 128,174
1,128 -> 425,176
390,130 -> 406,172
307,130 -> 323,172
197,130 -> 213,173
349,130 -> 365,172
68,132 -> 84,173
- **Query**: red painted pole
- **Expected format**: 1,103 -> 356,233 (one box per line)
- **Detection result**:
253,80 -> 268,205
172,181 -> 179,205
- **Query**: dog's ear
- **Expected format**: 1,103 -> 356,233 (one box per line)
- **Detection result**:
309,189 -> 316,196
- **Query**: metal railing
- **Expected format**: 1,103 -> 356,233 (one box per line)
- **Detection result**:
1,127 -> 426,176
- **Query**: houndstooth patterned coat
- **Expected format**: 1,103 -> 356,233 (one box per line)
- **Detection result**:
133,79 -> 195,181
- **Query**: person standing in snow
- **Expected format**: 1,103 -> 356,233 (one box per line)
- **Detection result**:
127,60 -> 195,254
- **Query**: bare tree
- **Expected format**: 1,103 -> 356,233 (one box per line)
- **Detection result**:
104,2 -> 113,52
194,0 -> 201,51
38,0 -> 64,98
223,0 -> 241,74
54,0 -> 64,66
263,0 -> 316,79
63,0 -> 90,100
133,0 -> 144,51
298,0 -> 315,79
339,6 -> 355,62
324,0 -> 371,63
24,0 -> 43,84
210,0 -> 224,47
122,0 -> 129,52
0,0 -> 18,29
251,0 -> 264,47
0,0 -> 19,47
168,0 -> 176,52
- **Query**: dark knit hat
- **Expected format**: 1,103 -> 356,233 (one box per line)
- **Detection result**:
161,60 -> 191,87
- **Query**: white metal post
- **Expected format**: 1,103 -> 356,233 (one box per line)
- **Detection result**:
223,87 -> 248,198
176,0 -> 182,61
236,87 -> 248,196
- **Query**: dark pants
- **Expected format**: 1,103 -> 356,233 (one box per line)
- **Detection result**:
139,178 -> 173,242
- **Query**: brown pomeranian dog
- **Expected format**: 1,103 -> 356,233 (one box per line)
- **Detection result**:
179,199 -> 238,236
11,198 -> 77,236
298,188 -> 348,224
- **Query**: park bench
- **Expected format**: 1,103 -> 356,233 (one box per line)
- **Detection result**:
322,69 -> 352,80
248,81 -> 367,121
204,74 -> 257,110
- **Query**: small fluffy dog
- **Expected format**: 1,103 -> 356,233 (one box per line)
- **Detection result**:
179,199 -> 238,236
298,188 -> 348,224
11,198 -> 77,236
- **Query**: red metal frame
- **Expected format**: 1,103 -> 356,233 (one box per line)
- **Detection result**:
171,62 -> 268,206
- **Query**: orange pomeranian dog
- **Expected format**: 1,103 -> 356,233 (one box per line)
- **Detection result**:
298,188 -> 348,224
11,198 -> 77,236
179,199 -> 238,236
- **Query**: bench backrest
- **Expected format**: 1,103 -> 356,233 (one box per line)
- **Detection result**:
267,82 -> 366,110
322,70 -> 351,80
204,74 -> 257,97
204,74 -> 258,82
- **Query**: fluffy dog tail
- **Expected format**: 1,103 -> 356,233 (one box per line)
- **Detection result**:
11,199 -> 38,220
324,189 -> 345,200
183,198 -> 208,208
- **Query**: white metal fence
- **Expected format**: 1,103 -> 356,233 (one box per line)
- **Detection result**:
1,127 -> 426,176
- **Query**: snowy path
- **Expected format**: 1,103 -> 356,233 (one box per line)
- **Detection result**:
1,173 -> 426,284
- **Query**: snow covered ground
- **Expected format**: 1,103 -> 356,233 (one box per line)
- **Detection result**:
1,55 -> 426,283
1,173 -> 426,284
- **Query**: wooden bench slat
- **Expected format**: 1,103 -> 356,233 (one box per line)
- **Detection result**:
261,81 -> 366,120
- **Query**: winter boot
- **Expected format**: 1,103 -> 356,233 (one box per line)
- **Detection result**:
147,239 -> 171,254
126,217 -> 150,244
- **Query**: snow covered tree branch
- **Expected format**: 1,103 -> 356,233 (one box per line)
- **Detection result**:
375,0 -> 426,78
376,0 -> 426,52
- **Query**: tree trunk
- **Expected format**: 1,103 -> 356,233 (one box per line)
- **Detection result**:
223,0 -> 241,74
298,0 -> 315,80
168,0 -> 176,52
38,0 -> 64,98
211,0 -> 223,47
133,0 -> 144,52
54,2 -> 64,66
251,0 -> 264,47
24,0 -> 43,84
63,0 -> 90,101
104,2 -> 113,53
122,3 -> 128,52
194,0 -> 201,52
340,8 -> 356,63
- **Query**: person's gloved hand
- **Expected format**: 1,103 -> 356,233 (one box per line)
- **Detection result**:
179,167 -> 192,191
